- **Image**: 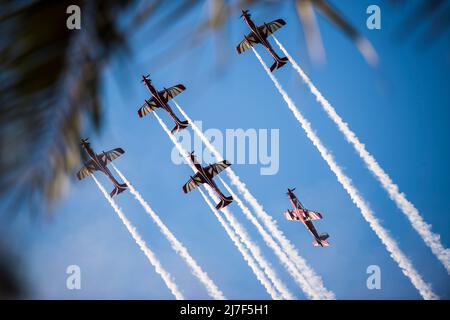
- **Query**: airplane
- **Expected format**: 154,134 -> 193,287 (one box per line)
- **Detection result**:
284,188 -> 330,247
182,151 -> 234,210
76,138 -> 128,197
137,75 -> 189,134
236,9 -> 289,72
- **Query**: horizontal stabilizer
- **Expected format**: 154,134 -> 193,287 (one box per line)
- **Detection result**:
110,183 -> 128,198
215,196 -> 233,210
171,120 -> 189,134
270,57 -> 289,72
313,239 -> 330,247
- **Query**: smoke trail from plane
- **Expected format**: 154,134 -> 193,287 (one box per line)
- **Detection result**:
174,101 -> 335,300
219,177 -> 321,300
111,164 -> 226,300
197,187 -> 281,299
273,36 -> 450,275
153,112 -> 283,299
91,175 -> 184,300
252,47 -> 438,300
207,187 -> 294,300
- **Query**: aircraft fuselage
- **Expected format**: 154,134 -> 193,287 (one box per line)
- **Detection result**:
143,78 -> 185,127
82,144 -> 123,189
192,159 -> 229,203
244,16 -> 285,64
288,191 -> 324,246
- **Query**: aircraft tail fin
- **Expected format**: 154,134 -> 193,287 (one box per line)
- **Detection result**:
110,183 -> 128,198
171,120 -> 189,134
319,233 -> 329,240
313,233 -> 330,247
215,196 -> 234,210
270,57 -> 289,72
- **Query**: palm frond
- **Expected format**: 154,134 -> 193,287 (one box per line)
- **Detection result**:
0,0 -> 133,206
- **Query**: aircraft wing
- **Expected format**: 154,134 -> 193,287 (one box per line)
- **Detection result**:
138,97 -> 159,118
258,19 -> 286,37
204,160 -> 231,178
305,210 -> 322,220
284,210 -> 301,221
182,173 -> 206,193
98,148 -> 125,166
76,160 -> 99,180
236,32 -> 260,54
161,84 -> 186,101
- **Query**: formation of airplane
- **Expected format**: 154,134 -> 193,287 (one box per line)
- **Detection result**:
284,188 -> 330,247
77,10 -> 330,245
137,75 -> 189,134
182,151 -> 234,210
236,9 -> 289,72
76,138 -> 128,197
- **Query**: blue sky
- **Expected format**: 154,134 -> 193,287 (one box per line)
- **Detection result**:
3,1 -> 449,299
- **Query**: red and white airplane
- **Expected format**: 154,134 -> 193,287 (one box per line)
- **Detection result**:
76,138 -> 127,197
182,151 -> 233,210
236,9 -> 289,72
284,188 -> 330,247
137,75 -> 189,134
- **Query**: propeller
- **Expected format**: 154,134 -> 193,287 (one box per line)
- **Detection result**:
141,74 -> 150,82
240,9 -> 249,18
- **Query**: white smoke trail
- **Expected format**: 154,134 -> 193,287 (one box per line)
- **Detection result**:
111,164 -> 226,300
274,35 -> 450,275
153,112 -> 282,299
219,177 -> 320,300
91,175 -> 184,300
252,47 -> 438,300
197,187 -> 280,299
174,101 -> 335,300
206,187 -> 293,300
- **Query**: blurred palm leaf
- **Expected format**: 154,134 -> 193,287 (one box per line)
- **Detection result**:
0,243 -> 23,299
0,0 -> 133,207
295,0 -> 378,65
394,0 -> 450,47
